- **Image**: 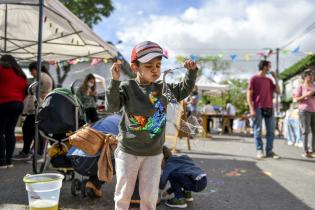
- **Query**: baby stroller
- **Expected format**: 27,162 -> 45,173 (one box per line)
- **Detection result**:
67,114 -> 121,198
34,87 -> 86,177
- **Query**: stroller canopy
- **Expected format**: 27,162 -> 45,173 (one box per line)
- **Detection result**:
92,114 -> 121,136
38,88 -> 85,135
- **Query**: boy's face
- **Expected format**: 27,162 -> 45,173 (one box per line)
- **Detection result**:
133,57 -> 161,84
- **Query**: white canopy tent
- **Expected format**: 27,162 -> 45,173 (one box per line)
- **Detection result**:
0,0 -> 118,174
196,75 -> 230,96
0,0 -> 118,61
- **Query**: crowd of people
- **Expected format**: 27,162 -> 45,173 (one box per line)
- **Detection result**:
246,60 -> 315,159
0,39 -> 314,210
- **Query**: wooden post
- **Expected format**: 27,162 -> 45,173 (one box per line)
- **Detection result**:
172,100 -> 191,152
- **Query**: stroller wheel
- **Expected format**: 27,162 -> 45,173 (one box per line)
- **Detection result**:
81,179 -> 88,197
71,178 -> 81,196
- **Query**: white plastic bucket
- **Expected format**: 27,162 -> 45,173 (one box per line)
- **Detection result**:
23,173 -> 64,210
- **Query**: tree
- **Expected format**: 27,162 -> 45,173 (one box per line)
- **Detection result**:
175,55 -> 230,77
223,79 -> 248,114
53,1 -> 115,86
60,0 -> 114,28
199,79 -> 248,114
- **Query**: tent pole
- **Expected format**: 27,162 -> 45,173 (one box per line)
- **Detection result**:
33,0 -> 44,174
4,4 -> 8,52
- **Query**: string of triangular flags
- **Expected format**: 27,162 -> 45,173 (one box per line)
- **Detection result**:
182,47 -> 313,62
48,46 -> 313,66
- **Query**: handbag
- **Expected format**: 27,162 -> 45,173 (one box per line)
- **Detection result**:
69,124 -> 105,155
261,108 -> 273,118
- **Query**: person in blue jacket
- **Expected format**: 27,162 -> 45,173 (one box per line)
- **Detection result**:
160,146 -> 207,208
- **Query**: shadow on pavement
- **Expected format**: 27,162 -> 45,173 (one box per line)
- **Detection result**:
179,150 -> 315,164
0,157 -> 312,210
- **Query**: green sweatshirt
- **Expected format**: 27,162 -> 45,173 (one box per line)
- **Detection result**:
105,70 -> 197,156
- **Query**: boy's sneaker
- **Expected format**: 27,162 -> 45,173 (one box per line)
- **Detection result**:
256,150 -> 264,159
183,191 -> 193,202
165,197 -> 187,208
266,152 -> 280,159
311,152 -> 315,158
12,151 -> 32,161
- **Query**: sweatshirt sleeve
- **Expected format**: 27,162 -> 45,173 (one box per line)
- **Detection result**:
105,79 -> 128,113
159,168 -> 170,189
167,69 -> 198,102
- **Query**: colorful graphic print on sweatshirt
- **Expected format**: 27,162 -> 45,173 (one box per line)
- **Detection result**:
129,91 -> 166,138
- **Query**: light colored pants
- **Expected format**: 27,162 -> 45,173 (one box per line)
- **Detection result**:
283,118 -> 302,144
114,149 -> 163,210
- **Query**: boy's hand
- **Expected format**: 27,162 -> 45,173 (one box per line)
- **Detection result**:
184,60 -> 198,71
111,60 -> 122,80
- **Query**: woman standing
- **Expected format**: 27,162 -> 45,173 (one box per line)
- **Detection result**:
0,54 -> 27,168
12,62 -> 54,161
293,68 -> 315,158
77,74 -> 98,123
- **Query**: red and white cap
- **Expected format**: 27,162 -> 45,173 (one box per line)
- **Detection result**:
131,41 -> 167,63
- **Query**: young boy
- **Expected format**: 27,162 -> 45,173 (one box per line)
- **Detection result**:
160,146 -> 207,208
106,41 -> 198,210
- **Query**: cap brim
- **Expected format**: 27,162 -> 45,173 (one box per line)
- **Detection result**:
137,52 -> 167,63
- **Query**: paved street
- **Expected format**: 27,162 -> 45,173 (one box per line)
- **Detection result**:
1,135 -> 315,210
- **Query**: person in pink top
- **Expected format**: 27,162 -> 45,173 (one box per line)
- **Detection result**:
0,54 -> 27,169
247,60 -> 281,159
293,68 -> 315,158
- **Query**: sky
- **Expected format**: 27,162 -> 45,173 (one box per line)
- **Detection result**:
94,0 -> 315,81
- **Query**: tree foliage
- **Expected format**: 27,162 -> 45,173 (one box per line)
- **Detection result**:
279,55 -> 315,81
175,55 -> 230,72
60,0 -> 114,28
223,79 -> 249,114
199,78 -> 249,114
